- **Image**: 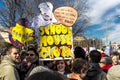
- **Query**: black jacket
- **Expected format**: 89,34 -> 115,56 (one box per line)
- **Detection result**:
83,63 -> 106,80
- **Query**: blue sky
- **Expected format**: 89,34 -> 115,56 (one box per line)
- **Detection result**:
0,1 -> 5,8
1,0 -> 120,44
85,0 -> 120,44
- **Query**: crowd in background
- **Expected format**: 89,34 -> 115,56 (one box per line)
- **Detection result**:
0,44 -> 120,80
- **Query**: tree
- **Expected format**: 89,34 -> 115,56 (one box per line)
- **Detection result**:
0,0 -> 41,27
0,0 -> 89,37
48,0 -> 90,37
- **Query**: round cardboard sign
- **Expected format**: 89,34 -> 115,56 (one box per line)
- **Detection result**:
54,6 -> 78,27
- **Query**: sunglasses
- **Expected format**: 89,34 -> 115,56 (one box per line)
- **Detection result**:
26,53 -> 34,56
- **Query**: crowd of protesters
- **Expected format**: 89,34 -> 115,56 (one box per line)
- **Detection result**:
0,44 -> 120,80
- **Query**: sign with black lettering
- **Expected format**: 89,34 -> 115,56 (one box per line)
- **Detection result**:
54,7 -> 78,27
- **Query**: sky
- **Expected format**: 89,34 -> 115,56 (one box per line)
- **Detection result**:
1,0 -> 120,44
85,0 -> 120,44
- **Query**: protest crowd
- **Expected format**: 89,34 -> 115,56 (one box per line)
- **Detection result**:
0,1 -> 120,80
0,44 -> 120,80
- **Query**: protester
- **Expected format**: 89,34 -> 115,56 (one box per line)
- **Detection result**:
99,57 -> 112,73
17,46 -> 39,80
0,46 -> 20,80
27,71 -> 67,80
19,50 -> 27,61
54,60 -> 71,76
84,50 -> 106,80
107,65 -> 120,80
16,50 -> 28,80
104,46 -> 113,56
24,47 -> 39,77
110,51 -> 120,66
43,61 -> 54,70
29,66 -> 51,76
67,58 -> 90,80
117,47 -> 120,53
74,46 -> 86,59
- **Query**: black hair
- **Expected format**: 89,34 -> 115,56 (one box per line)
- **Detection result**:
89,50 -> 101,63
110,51 -> 120,57
27,47 -> 39,65
16,18 -> 29,27
20,50 -> 27,61
71,58 -> 89,74
74,46 -> 86,59
27,47 -> 39,56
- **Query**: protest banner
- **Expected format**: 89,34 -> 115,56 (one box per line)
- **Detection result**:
54,6 -> 78,27
12,23 -> 34,46
39,24 -> 73,60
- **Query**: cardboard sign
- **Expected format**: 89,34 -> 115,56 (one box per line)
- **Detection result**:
39,24 -> 73,60
54,6 -> 78,27
12,23 -> 34,45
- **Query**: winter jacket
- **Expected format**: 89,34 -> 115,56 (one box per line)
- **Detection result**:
0,55 -> 20,80
83,63 -> 106,80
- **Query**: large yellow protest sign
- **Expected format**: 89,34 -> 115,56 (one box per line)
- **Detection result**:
12,23 -> 34,44
39,24 -> 73,60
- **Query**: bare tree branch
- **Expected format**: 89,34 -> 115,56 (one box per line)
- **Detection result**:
0,0 -> 90,36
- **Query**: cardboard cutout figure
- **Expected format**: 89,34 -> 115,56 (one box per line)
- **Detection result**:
31,2 -> 57,45
31,2 -> 57,30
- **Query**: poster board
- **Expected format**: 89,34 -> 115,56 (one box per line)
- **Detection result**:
12,23 -> 34,45
39,24 -> 74,60
54,6 -> 78,27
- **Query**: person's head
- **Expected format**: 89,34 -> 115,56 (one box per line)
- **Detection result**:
74,46 -> 86,59
54,60 -> 71,74
71,58 -> 90,79
26,47 -> 39,63
110,51 -> 120,65
99,57 -> 112,68
19,50 -> 27,61
43,61 -> 54,69
56,60 -> 66,72
29,66 -> 51,76
16,18 -> 30,27
99,57 -> 112,73
88,50 -> 101,63
7,46 -> 20,63
27,71 -> 67,80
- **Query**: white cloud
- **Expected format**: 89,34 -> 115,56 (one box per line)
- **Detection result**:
85,0 -> 120,43
102,24 -> 120,43
97,22 -> 115,31
88,0 -> 120,24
